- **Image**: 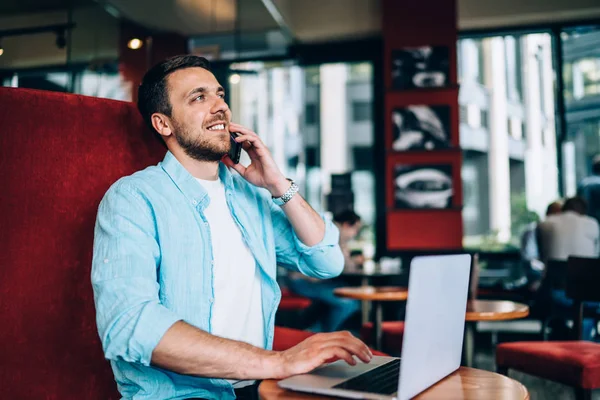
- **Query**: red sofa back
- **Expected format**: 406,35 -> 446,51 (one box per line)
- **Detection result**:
0,87 -> 165,399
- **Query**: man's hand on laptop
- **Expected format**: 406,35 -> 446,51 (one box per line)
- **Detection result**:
269,331 -> 373,379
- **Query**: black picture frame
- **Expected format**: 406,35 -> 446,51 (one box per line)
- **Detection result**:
391,105 -> 451,151
393,164 -> 454,209
391,46 -> 450,90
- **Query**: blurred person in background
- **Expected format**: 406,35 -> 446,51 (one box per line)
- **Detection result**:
537,197 -> 600,341
287,210 -> 363,332
578,154 -> 600,226
520,201 -> 562,291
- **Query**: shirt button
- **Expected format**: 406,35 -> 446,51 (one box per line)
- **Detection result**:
103,258 -> 109,264
192,200 -> 198,205
209,298 -> 214,303
204,222 -> 209,227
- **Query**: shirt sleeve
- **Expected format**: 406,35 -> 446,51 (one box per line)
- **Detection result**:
91,181 -> 181,366
269,198 -> 344,279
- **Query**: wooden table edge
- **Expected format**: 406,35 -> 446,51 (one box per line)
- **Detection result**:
258,367 -> 530,400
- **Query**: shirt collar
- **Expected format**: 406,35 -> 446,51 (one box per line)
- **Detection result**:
159,151 -> 235,210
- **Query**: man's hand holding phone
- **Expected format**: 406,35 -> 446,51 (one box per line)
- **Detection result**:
222,123 -> 289,197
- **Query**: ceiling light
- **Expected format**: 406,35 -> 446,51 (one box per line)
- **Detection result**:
0,41 -> 3,56
127,38 -> 143,50
229,73 -> 241,85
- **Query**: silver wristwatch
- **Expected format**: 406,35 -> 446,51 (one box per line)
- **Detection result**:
272,179 -> 299,206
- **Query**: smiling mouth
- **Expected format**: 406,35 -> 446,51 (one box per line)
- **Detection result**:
206,123 -> 227,132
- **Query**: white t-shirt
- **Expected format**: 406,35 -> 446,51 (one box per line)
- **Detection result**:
195,177 -> 264,386
538,211 -> 600,261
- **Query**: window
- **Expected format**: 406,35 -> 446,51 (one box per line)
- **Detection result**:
1,63 -> 129,101
561,26 -> 600,196
459,32 -> 558,251
504,36 -> 523,102
305,104 -> 319,125
352,101 -> 371,122
227,61 -> 376,254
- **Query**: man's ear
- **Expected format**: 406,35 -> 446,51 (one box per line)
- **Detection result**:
151,113 -> 173,139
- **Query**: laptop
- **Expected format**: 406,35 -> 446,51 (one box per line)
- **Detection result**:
278,254 -> 471,400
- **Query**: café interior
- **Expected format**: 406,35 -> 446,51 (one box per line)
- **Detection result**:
2,0 -> 600,399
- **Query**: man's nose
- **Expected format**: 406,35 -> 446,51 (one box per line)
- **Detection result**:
211,96 -> 229,115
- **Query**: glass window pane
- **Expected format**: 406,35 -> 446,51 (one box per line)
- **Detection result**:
228,61 -> 376,254
561,25 -> 600,216
459,32 -> 559,251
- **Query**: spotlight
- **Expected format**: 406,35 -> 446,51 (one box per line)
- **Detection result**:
55,29 -> 66,49
0,40 -> 3,56
127,38 -> 143,50
229,73 -> 241,84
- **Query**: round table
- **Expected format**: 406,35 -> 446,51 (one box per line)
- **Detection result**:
258,367 -> 529,399
463,300 -> 529,367
333,286 -> 408,351
339,270 -> 404,324
466,300 -> 530,321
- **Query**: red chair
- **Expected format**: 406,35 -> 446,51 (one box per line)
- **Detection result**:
279,288 -> 312,311
360,322 -> 405,355
496,256 -> 600,400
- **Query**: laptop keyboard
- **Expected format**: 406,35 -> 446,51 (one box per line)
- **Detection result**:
332,359 -> 400,395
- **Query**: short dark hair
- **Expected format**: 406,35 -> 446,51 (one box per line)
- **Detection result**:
563,196 -> 587,215
333,210 -> 361,225
137,55 -> 211,142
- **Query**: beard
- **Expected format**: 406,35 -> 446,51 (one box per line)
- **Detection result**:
172,118 -> 230,162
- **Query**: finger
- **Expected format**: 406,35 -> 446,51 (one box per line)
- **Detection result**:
229,123 -> 259,137
323,347 -> 356,366
221,155 -> 247,175
317,337 -> 372,363
234,133 -> 264,148
234,134 -> 268,157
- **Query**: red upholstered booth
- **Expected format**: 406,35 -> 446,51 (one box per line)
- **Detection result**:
0,87 -> 166,399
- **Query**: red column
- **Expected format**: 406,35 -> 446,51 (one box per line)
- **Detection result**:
382,0 -> 463,251
119,21 -> 187,102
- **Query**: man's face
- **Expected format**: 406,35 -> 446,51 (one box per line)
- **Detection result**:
164,67 -> 232,162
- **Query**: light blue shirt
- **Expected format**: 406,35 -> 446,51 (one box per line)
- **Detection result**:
91,151 -> 344,399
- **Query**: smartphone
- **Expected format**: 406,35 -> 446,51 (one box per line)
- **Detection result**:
229,132 -> 242,164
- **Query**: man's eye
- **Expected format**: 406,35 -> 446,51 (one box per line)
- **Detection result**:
194,95 -> 204,101
218,93 -> 225,99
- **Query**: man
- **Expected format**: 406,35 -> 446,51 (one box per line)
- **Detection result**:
578,154 -> 600,226
521,201 -> 562,262
520,201 -> 562,291
537,197 -> 600,262
91,55 -> 372,400
286,210 -> 363,332
537,197 -> 600,341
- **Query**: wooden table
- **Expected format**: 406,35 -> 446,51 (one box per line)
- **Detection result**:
340,270 -> 403,324
463,300 -> 529,367
465,300 -> 529,321
334,286 -> 408,351
258,367 -> 529,399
